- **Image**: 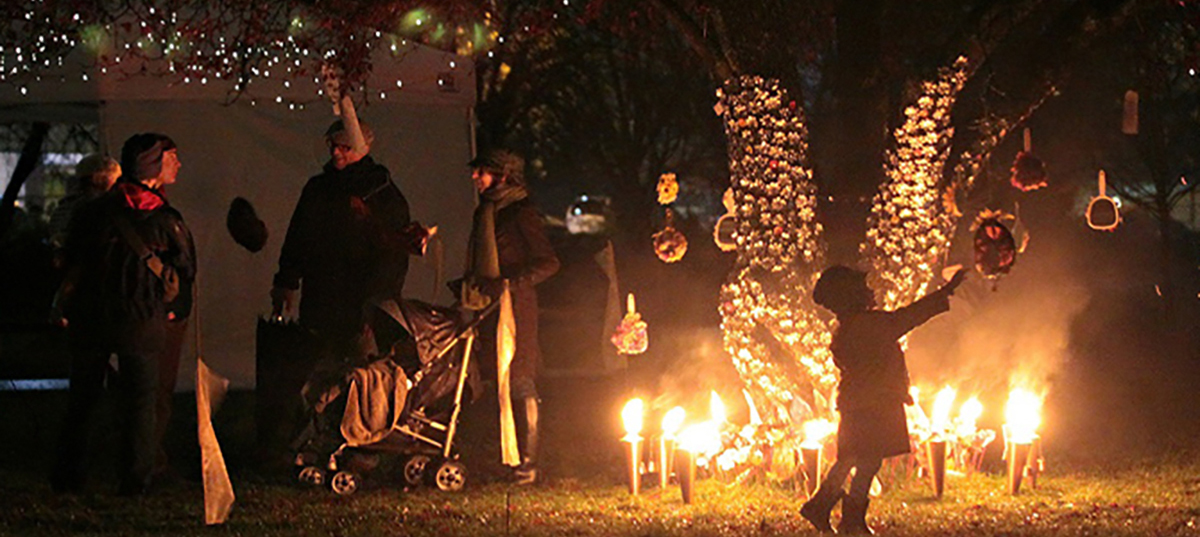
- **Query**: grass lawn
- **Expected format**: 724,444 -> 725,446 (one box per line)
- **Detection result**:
3,455 -> 1200,536
3,378 -> 1200,536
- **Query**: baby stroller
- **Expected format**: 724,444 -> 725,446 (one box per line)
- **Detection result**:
293,297 -> 498,495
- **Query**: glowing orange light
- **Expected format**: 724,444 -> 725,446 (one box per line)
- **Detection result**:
621,398 -> 644,442
1005,388 -> 1042,444
662,406 -> 685,439
930,386 -> 957,439
800,419 -> 836,450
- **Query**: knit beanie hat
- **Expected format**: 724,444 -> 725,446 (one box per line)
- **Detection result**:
120,133 -> 177,182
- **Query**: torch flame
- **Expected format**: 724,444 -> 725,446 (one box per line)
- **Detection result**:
662,406 -> 686,438
743,390 -> 762,426
1005,388 -> 1042,444
800,419 -> 836,450
931,386 -> 957,439
678,421 -> 722,457
709,391 -> 726,424
622,398 -> 644,441
955,396 -> 983,438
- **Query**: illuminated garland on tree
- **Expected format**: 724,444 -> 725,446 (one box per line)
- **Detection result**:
716,76 -> 837,422
0,1 -> 494,103
863,56 -> 969,309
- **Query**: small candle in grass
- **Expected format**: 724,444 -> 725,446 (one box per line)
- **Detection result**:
621,398 -> 645,495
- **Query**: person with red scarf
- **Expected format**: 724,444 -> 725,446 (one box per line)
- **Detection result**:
51,133 -> 195,496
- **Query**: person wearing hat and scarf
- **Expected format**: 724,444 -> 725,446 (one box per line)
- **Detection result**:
271,95 -> 412,365
51,133 -> 195,496
459,149 -> 560,485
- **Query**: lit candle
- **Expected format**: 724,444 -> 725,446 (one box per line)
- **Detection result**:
621,398 -> 644,495
659,407 -> 685,489
1003,388 -> 1043,495
800,419 -> 834,498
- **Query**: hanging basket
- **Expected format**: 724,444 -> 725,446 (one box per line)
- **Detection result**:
1010,129 -> 1048,192
611,293 -> 649,355
653,209 -> 688,263
971,209 -> 1017,279
1086,170 -> 1121,232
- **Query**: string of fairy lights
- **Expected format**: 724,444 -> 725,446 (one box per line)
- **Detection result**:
863,56 -> 970,310
716,76 -> 838,423
0,1 -> 495,105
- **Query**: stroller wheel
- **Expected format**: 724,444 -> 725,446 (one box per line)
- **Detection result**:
330,470 -> 361,495
298,466 -> 326,487
433,460 -> 467,492
403,455 -> 432,486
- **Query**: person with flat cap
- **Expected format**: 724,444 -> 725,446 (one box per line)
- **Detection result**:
458,149 -> 560,485
51,133 -> 195,496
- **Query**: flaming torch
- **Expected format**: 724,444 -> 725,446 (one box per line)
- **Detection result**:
927,386 -> 956,498
800,419 -> 836,498
621,398 -> 645,495
660,407 -> 685,489
1003,388 -> 1042,495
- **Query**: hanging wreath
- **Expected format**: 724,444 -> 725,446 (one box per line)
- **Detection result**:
657,172 -> 679,205
1086,170 -> 1121,232
611,293 -> 648,355
971,209 -> 1017,280
653,209 -> 688,263
1010,129 -> 1048,192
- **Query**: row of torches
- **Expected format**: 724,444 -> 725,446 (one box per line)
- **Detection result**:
620,387 -> 1044,503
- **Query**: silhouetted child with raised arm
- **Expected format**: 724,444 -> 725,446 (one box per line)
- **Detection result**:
801,265 -> 966,534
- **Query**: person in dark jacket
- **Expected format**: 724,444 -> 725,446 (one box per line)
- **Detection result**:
800,265 -> 965,534
461,149 -> 560,485
51,133 -> 195,496
271,118 -> 411,358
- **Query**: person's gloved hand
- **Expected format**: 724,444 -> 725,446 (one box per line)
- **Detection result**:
270,286 -> 297,318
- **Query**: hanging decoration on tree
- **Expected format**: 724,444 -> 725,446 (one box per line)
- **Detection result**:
971,209 -> 1018,283
1087,170 -> 1122,231
715,75 -> 836,422
656,172 -> 679,205
611,293 -> 648,356
652,209 -> 688,263
1010,128 -> 1049,192
1122,90 -> 1139,135
865,56 -> 970,309
713,188 -> 738,252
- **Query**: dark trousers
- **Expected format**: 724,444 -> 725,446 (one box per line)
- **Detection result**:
53,346 -> 159,493
153,319 -> 188,472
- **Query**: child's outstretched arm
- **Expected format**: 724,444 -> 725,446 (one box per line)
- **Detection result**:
885,267 -> 968,338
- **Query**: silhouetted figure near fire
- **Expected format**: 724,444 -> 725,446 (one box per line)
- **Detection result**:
801,265 -> 966,534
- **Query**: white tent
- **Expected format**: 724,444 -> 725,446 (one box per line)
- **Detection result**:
0,43 -> 478,388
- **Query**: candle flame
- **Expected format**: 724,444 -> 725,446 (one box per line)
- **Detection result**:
931,386 -> 957,439
662,406 -> 686,437
800,419 -> 836,450
710,391 -> 726,424
1005,388 -> 1042,444
622,398 -> 644,440
955,396 -> 983,438
678,421 -> 722,456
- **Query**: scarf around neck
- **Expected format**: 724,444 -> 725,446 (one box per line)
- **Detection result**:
468,183 -> 529,279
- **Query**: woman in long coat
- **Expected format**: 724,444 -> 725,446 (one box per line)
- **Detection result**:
462,149 -> 559,485
801,265 -> 965,534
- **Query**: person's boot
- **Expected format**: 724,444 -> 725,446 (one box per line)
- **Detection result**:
513,397 -> 539,485
799,483 -> 844,533
837,496 -> 874,535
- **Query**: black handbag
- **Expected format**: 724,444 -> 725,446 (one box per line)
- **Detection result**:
254,317 -> 315,454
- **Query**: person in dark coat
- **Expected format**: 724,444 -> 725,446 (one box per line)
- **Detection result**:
51,133 -> 195,496
801,265 -> 966,534
460,149 -> 560,485
271,119 -> 411,358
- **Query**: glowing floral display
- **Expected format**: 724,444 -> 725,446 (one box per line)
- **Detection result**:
715,75 -> 836,426
864,56 -> 970,310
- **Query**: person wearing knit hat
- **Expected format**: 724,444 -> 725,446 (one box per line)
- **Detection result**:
52,132 -> 195,496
